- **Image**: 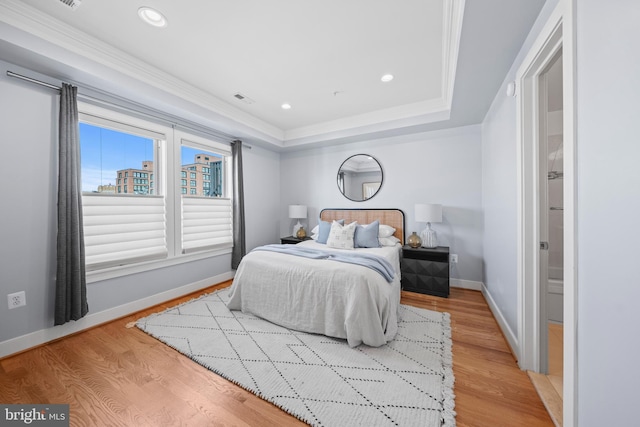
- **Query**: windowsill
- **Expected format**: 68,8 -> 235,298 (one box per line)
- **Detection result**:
86,246 -> 232,284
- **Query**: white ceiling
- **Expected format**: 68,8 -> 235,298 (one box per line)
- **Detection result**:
0,0 -> 546,150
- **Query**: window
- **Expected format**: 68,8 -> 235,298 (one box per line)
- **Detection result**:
179,134 -> 231,253
79,102 -> 233,272
203,174 -> 210,181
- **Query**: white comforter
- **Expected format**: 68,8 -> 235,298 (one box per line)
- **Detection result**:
226,240 -> 402,347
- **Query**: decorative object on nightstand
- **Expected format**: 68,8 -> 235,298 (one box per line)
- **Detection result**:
289,204 -> 307,238
407,231 -> 422,248
401,245 -> 450,297
296,227 -> 307,239
415,203 -> 442,248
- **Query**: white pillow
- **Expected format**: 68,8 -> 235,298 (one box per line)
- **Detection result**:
311,225 -> 319,235
378,236 -> 401,246
378,224 -> 396,238
326,221 -> 357,249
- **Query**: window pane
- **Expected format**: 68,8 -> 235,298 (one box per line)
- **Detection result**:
180,146 -> 224,198
80,123 -> 155,195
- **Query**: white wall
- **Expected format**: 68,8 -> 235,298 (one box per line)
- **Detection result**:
575,1 -> 640,424
280,125 -> 484,284
0,60 -> 280,354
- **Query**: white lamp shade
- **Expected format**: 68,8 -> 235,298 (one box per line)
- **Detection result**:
415,203 -> 442,223
288,205 -> 307,219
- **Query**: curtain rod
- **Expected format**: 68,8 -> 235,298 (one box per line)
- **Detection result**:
7,70 -> 60,91
6,70 -> 251,149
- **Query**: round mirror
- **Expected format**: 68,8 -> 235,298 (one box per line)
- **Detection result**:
337,154 -> 383,202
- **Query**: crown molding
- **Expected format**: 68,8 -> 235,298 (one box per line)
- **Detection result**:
442,0 -> 466,109
283,97 -> 450,143
0,0 -> 284,142
0,0 -> 465,148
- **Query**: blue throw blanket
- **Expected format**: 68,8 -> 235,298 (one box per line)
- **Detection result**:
252,244 -> 396,283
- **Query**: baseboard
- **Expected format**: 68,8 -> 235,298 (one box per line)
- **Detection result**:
481,283 -> 520,359
0,271 -> 235,359
450,278 -> 483,291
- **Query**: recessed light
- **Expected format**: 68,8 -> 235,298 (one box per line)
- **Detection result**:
281,103 -> 292,110
138,7 -> 168,28
381,74 -> 394,83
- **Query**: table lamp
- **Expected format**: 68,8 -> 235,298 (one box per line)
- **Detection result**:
289,205 -> 308,238
415,203 -> 442,248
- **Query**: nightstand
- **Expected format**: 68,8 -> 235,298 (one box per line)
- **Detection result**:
280,236 -> 312,245
401,245 -> 450,297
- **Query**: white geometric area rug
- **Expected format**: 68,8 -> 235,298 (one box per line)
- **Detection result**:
136,289 -> 456,427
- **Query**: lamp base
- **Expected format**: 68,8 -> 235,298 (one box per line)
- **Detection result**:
292,220 -> 303,237
420,224 -> 438,248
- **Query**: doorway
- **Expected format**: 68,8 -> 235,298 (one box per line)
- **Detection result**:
539,50 -> 564,399
515,3 -> 577,426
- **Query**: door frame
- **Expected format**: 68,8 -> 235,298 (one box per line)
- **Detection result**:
516,1 -> 577,425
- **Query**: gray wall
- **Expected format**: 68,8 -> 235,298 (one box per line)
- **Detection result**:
280,125 -> 484,283
576,1 -> 640,424
481,0 -> 640,423
0,60 -> 280,345
0,63 -> 58,343
480,0 -> 559,337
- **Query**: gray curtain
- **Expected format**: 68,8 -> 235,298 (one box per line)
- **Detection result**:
231,140 -> 246,269
55,83 -> 88,325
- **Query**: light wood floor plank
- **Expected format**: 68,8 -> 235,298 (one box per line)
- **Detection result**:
0,282 -> 553,426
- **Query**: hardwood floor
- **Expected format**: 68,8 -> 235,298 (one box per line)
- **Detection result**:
0,282 -> 554,426
528,322 -> 564,427
548,322 -> 564,397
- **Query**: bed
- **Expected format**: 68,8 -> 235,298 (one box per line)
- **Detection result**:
226,209 -> 404,347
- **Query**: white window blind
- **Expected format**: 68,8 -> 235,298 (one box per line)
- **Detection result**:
83,194 -> 167,269
181,197 -> 232,253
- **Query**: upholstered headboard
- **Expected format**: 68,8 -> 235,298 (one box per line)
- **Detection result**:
319,209 -> 405,245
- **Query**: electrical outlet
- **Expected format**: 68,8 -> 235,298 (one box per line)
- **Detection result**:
7,291 -> 26,309
450,254 -> 458,264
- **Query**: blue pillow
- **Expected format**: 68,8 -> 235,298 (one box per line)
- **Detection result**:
317,219 -> 344,244
354,220 -> 381,248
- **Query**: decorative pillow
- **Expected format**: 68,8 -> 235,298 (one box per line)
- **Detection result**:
379,236 -> 401,247
378,224 -> 396,238
354,220 -> 381,248
326,221 -> 357,249
316,219 -> 344,244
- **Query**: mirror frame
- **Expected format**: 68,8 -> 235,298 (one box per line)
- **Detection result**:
336,154 -> 383,202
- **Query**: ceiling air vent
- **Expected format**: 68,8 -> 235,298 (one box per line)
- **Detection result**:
59,0 -> 82,10
233,93 -> 255,105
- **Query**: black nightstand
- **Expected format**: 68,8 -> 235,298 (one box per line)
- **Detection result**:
401,245 -> 450,297
280,236 -> 312,245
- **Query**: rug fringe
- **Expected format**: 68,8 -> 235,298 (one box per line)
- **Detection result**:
441,311 -> 457,427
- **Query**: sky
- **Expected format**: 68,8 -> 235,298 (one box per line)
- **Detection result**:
80,123 -> 219,192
